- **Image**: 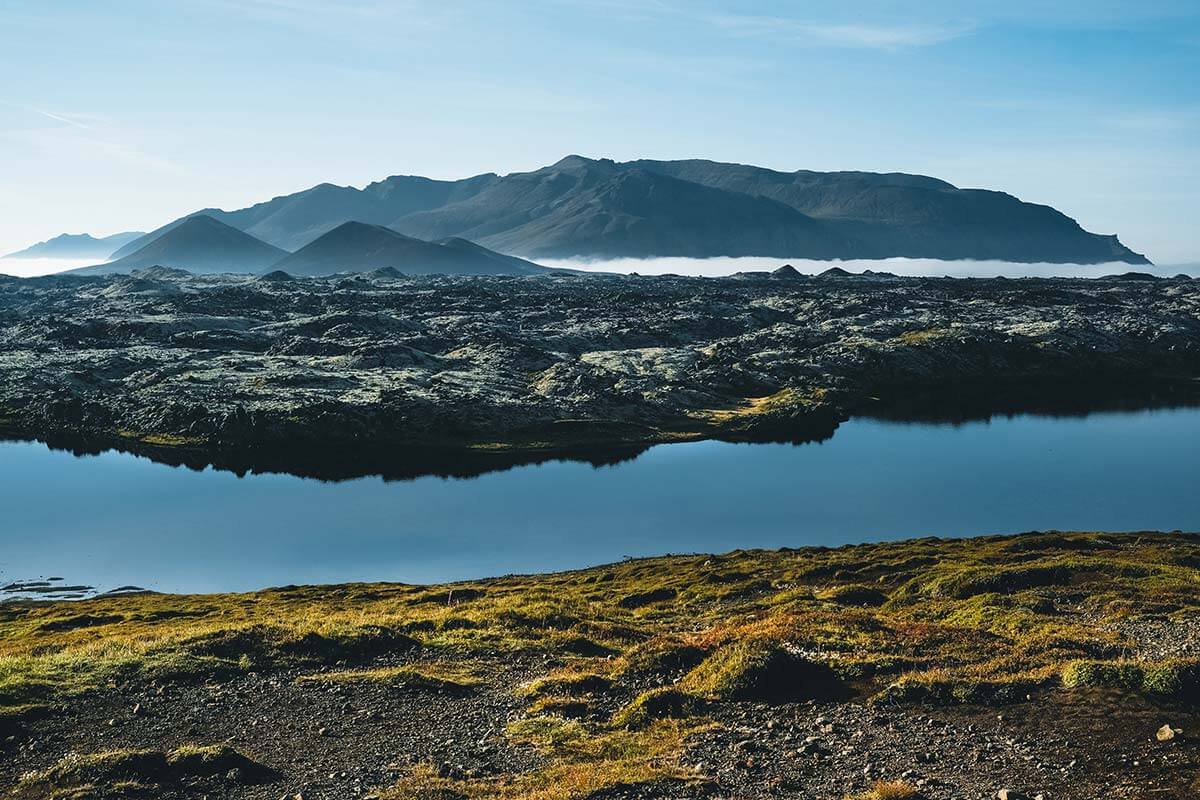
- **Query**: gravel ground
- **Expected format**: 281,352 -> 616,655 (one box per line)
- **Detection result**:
3,658 -> 1195,800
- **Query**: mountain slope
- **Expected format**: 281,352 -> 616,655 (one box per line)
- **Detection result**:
73,215 -> 288,275
4,231 -> 145,260
624,158 -> 1145,263
271,221 -> 547,277
405,165 -> 852,259
112,156 -> 1150,265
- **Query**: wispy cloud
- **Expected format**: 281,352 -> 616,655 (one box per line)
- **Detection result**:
703,13 -> 976,49
0,101 -> 96,130
1106,109 -> 1200,135
558,1 -> 977,50
204,0 -> 458,33
0,102 -> 186,176
6,126 -> 188,176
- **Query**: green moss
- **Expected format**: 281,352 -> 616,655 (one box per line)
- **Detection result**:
297,664 -> 480,694
19,744 -> 271,790
1143,661 -> 1200,698
527,695 -> 593,719
524,671 -> 613,698
681,640 -> 847,702
617,636 -> 707,680
1061,660 -> 1145,692
611,687 -> 697,729
819,584 -> 889,607
1062,659 -> 1200,699
873,673 -> 1047,706
897,564 -> 1074,600
846,780 -> 924,800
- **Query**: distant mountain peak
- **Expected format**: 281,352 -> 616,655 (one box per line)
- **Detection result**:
3,230 -> 146,260
550,154 -> 601,168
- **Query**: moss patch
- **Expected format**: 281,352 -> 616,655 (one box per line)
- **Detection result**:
681,640 -> 848,702
1061,659 -> 1200,700
297,663 -> 480,694
847,780 -> 924,800
16,744 -> 273,796
611,688 -> 698,730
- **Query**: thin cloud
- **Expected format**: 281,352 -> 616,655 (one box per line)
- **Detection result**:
204,0 -> 457,32
0,101 -> 94,130
542,0 -> 976,48
705,14 -> 977,49
1107,109 -> 1199,134
1,104 -> 187,177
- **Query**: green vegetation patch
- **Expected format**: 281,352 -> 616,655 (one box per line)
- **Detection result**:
1061,658 -> 1200,699
681,639 -> 848,702
611,687 -> 699,729
297,663 -> 481,694
873,671 -> 1050,706
17,744 -> 273,795
846,780 -> 924,800
818,583 -> 889,607
524,670 -> 614,699
617,635 -> 707,680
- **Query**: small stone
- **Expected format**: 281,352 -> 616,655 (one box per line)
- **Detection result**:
1156,724 -> 1179,742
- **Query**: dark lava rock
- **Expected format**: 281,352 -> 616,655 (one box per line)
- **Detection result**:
0,271 -> 1198,482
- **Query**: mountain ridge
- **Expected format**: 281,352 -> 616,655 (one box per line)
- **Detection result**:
4,231 -> 146,260
110,156 -> 1151,265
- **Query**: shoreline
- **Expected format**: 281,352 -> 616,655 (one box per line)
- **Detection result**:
3,527 -> 1200,604
4,375 -> 1199,482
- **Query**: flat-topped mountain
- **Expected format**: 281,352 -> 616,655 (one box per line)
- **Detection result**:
73,215 -> 288,275
112,156 -> 1149,265
272,221 -> 546,277
3,231 -> 145,260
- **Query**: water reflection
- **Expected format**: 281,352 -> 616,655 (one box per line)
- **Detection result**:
1,406 -> 1198,596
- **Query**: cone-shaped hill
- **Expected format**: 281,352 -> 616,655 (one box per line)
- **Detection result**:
72,216 -> 288,275
270,221 -> 547,277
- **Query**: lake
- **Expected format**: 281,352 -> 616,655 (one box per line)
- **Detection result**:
2,406 -> 1198,597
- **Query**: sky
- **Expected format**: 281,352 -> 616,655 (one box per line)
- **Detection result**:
1,0 -> 1198,264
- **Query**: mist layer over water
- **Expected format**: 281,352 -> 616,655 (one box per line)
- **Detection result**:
0,258 -> 97,277
3,256 -> 1198,280
546,256 -> 1200,279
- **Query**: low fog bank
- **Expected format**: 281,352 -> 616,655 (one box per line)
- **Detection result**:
3,255 -> 1197,281
0,258 -> 95,278
546,256 -> 1200,280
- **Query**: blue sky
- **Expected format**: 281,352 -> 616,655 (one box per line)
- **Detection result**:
1,0 -> 1197,263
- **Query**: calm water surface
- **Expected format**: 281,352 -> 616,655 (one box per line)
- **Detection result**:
2,407 -> 1198,595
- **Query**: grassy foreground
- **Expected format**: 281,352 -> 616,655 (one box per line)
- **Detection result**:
2,530 -> 1198,798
